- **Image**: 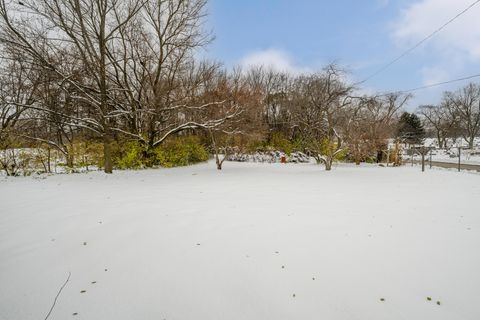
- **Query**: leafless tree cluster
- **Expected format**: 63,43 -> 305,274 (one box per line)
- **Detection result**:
419,82 -> 480,149
240,65 -> 407,170
0,0 -> 244,173
3,0 -> 460,175
348,93 -> 409,165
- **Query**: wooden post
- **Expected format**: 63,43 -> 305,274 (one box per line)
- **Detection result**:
421,152 -> 425,172
458,147 -> 461,172
411,145 -> 414,167
47,148 -> 51,173
429,149 -> 432,169
386,148 -> 390,167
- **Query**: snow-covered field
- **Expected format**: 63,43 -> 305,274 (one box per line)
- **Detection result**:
407,150 -> 480,166
420,137 -> 480,165
1,162 -> 479,320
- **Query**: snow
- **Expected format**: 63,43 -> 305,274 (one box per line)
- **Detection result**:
427,149 -> 480,165
406,149 -> 480,166
422,137 -> 480,149
1,162 -> 480,320
392,138 -> 480,165
227,151 -> 311,163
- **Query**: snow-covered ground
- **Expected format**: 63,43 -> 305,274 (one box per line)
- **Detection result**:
423,137 -> 480,149
418,138 -> 480,165
395,138 -> 480,165
407,149 -> 480,166
1,162 -> 479,320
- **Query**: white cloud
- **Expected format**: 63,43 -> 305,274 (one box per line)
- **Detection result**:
239,49 -> 311,74
392,0 -> 480,60
391,0 -> 480,92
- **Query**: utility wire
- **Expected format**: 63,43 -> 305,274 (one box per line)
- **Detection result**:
359,0 -> 480,84
376,72 -> 480,96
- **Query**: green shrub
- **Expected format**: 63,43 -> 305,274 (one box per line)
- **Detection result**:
99,136 -> 209,170
245,139 -> 265,153
269,133 -> 294,155
245,133 -> 301,155
82,142 -> 111,169
115,141 -> 145,169
306,138 -> 348,161
334,148 -> 349,161
154,136 -> 208,168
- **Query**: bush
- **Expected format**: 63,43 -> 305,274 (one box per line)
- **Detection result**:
154,136 -> 209,168
86,136 -> 209,170
115,141 -> 145,169
0,149 -> 34,176
245,133 -> 301,155
269,133 -> 294,155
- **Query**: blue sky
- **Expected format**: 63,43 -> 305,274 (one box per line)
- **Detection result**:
203,0 -> 480,109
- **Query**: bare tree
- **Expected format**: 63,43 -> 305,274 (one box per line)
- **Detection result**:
290,65 -> 353,170
245,67 -> 291,139
202,69 -> 252,170
22,68 -> 80,168
348,93 -> 408,164
0,49 -> 42,156
443,83 -> 480,149
418,102 -> 459,149
101,0 -> 244,164
0,0 -> 144,173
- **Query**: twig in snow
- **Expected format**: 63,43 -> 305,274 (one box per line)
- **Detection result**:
44,271 -> 71,320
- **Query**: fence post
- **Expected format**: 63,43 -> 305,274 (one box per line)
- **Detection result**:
429,149 -> 432,169
458,147 -> 461,172
421,152 -> 425,172
411,146 -> 414,166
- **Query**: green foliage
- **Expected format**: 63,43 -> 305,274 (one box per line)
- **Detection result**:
269,133 -> 294,155
86,136 -> 210,170
115,141 -> 145,169
154,136 -> 209,168
245,133 -> 303,155
308,138 -> 346,160
322,140 -> 346,161
364,156 -> 377,164
334,147 -> 348,161
112,136 -> 209,169
397,112 -> 425,144
245,139 -> 266,153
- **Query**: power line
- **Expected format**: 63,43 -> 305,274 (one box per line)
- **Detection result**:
377,72 -> 480,96
359,0 -> 480,84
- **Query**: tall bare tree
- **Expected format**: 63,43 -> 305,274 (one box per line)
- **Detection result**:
444,83 -> 480,149
0,50 -> 40,148
290,65 -> 353,170
418,102 -> 458,149
347,93 -> 408,164
0,0 -> 144,173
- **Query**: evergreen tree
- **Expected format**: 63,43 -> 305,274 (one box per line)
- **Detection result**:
397,112 -> 425,145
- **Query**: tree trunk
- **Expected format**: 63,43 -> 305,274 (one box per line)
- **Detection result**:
99,13 -> 111,174
355,152 -> 361,165
325,158 -> 332,171
215,152 -> 222,170
66,152 -> 74,168
437,132 -> 443,149
103,132 -> 113,174
47,148 -> 51,173
468,137 -> 474,149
